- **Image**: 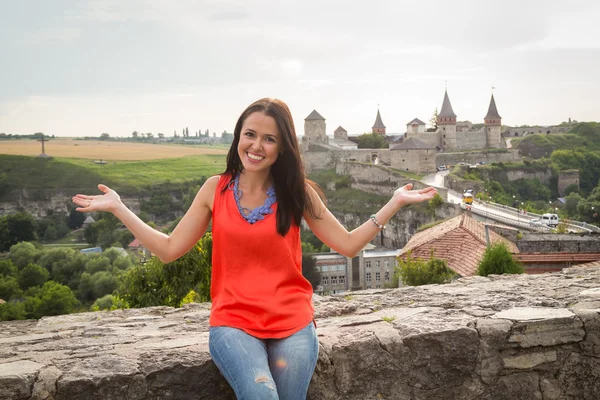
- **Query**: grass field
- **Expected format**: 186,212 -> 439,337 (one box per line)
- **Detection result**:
0,153 -> 227,199
0,138 -> 228,160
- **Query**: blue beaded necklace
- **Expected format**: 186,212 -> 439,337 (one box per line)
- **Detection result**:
231,173 -> 277,224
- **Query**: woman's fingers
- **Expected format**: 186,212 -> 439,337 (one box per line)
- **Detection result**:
98,184 -> 112,193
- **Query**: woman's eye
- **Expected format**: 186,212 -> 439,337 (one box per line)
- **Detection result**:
244,132 -> 254,137
265,137 -> 276,143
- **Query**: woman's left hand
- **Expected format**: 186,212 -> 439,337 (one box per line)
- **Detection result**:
393,183 -> 438,207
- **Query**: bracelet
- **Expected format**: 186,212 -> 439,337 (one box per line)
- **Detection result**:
369,214 -> 386,230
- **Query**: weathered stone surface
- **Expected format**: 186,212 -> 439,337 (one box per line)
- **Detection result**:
3,265 -> 600,399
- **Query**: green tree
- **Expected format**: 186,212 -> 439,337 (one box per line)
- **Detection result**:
9,242 -> 41,270
0,301 -> 26,321
356,133 -> 387,149
396,250 -> 456,286
301,253 -> 321,290
117,233 -> 213,308
0,276 -> 22,300
43,224 -> 57,242
84,223 -> 99,246
0,260 -> 18,278
100,133 -> 110,140
33,281 -> 79,318
565,192 -> 582,218
67,207 -> 86,229
0,213 -> 37,251
18,263 -> 49,290
477,242 -> 524,276
428,108 -> 439,132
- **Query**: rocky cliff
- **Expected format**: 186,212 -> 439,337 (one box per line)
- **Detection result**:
3,264 -> 600,400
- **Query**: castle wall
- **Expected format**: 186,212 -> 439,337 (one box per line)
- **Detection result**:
486,125 -> 503,148
454,129 -> 488,150
404,132 -> 440,147
390,149 -> 436,174
504,125 -> 572,138
558,170 -> 580,196
438,124 -> 457,149
437,149 -> 521,167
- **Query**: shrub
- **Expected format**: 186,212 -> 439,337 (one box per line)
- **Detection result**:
396,250 -> 456,286
477,242 -> 523,276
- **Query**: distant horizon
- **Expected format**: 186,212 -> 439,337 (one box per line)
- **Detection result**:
0,117 -> 591,139
1,1 -> 598,137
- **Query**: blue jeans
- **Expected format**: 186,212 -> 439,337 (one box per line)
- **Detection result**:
209,322 -> 319,400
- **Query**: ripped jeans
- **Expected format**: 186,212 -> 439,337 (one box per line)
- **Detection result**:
209,322 -> 319,400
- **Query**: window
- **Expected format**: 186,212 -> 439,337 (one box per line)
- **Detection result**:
366,272 -> 371,282
376,285 -> 381,289
339,275 -> 345,284
321,266 -> 329,272
384,260 -> 390,268
375,261 -> 380,268
385,271 -> 390,281
365,261 -> 371,268
331,276 -> 337,285
375,272 -> 380,281
322,276 -> 329,285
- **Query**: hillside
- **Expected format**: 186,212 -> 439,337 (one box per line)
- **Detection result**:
0,154 -> 227,201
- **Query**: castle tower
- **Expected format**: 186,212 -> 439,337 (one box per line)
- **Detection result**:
484,94 -> 502,148
372,109 -> 386,135
334,126 -> 348,140
303,109 -> 328,146
437,90 -> 457,150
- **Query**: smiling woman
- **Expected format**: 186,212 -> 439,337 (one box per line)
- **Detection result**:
71,97 -> 437,399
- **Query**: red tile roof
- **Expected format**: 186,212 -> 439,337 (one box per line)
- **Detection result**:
399,214 -> 518,277
128,238 -> 143,248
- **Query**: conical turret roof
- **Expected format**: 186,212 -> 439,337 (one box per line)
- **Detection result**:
484,94 -> 501,120
305,110 -> 325,120
439,90 -> 457,118
372,109 -> 386,129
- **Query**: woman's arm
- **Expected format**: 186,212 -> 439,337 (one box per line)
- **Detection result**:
72,176 -> 220,263
303,183 -> 437,258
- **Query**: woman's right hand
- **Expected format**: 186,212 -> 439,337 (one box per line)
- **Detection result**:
72,184 -> 123,214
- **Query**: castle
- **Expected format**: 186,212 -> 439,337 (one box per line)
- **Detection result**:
301,89 -> 509,174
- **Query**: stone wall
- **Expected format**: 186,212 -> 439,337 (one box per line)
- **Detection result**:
504,125 -> 573,138
390,148 -> 437,174
455,128 -> 488,150
517,233 -> 600,253
0,192 -> 143,219
3,264 -> 600,399
436,149 -> 521,167
558,170 -> 580,196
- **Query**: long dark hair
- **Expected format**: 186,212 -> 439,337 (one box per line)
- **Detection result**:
222,98 -> 323,236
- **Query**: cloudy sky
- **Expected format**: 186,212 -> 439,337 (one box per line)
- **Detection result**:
0,0 -> 598,137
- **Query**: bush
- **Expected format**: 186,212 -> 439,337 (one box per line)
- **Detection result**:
477,242 -> 523,276
396,250 -> 456,286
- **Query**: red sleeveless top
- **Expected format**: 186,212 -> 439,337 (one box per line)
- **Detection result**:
209,174 -> 314,338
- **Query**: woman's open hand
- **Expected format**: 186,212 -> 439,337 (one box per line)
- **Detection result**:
393,183 -> 438,207
72,184 -> 122,213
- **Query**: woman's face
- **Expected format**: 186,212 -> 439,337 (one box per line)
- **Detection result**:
237,111 -> 282,174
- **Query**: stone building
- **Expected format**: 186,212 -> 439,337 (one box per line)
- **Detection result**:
372,109 -> 386,135
314,245 -> 399,293
301,109 -> 328,151
403,90 -> 505,151
390,137 -> 437,173
557,170 -> 580,196
330,126 -> 358,150
405,118 -> 426,135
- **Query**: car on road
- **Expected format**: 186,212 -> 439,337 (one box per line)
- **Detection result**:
529,219 -> 543,227
436,165 -> 447,171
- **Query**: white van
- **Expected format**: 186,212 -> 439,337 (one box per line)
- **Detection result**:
541,213 -> 559,227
